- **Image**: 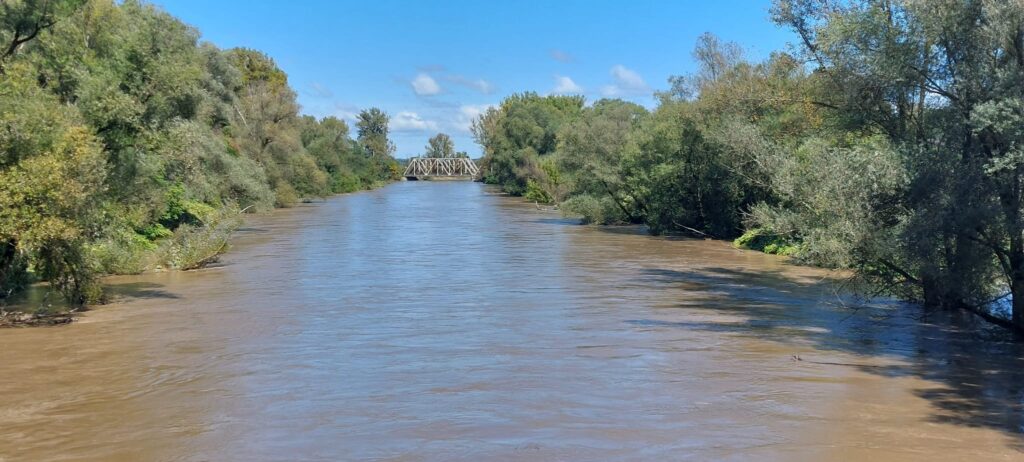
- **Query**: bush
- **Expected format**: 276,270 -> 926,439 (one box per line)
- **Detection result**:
331,171 -> 363,193
162,207 -> 242,270
89,232 -> 157,275
524,179 -> 553,204
274,182 -> 299,208
562,194 -> 628,225
734,228 -> 799,256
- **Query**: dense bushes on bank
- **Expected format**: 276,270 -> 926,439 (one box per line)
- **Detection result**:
0,0 -> 398,305
475,2 -> 1024,332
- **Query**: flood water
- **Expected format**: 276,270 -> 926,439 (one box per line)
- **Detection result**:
2,181 -> 1024,461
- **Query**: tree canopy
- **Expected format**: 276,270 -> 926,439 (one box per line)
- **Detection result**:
474,1 -> 1024,332
424,133 -> 456,158
0,0 -> 398,304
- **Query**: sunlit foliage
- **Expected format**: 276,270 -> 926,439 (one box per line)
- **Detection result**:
0,0 -> 396,304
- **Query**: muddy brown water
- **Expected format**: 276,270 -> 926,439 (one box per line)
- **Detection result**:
2,181 -> 1024,461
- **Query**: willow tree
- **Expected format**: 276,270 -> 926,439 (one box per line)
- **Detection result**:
773,0 -> 1024,330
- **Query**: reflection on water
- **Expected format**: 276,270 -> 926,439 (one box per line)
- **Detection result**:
1,181 -> 1023,461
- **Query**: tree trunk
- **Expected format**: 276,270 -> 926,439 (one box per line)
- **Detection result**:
1012,275 -> 1024,332
1009,236 -> 1024,332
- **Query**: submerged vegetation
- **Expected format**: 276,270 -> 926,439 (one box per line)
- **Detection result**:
0,0 -> 398,307
476,1 -> 1024,332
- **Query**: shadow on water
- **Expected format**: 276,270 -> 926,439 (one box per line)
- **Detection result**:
104,282 -> 181,302
532,217 -> 581,226
633,266 -> 1024,448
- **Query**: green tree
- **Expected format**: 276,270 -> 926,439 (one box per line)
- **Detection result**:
772,0 -> 1024,330
0,0 -> 83,72
0,63 -> 106,302
356,107 -> 394,157
228,48 -> 328,205
474,92 -> 584,195
0,0 -> 392,306
425,132 -> 455,158
558,99 -> 648,223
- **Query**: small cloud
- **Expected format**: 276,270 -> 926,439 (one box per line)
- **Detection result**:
307,82 -> 333,98
391,111 -> 439,132
550,49 -> 574,63
552,75 -> 583,94
454,104 -> 495,132
411,73 -> 441,96
611,64 -> 647,90
332,102 -> 360,122
443,74 -> 495,94
602,64 -> 649,97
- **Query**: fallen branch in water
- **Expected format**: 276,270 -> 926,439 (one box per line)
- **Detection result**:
672,221 -> 708,237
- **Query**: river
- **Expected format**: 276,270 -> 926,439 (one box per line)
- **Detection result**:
1,181 -> 1023,461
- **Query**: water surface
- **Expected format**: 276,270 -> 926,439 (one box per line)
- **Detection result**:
2,182 -> 1023,461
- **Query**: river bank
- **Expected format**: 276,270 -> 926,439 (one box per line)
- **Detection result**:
0,184 -> 394,328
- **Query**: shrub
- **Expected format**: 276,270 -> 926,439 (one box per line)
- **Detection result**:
562,194 -> 628,225
524,179 -> 553,204
89,232 -> 157,275
162,207 -> 242,270
274,182 -> 299,208
734,228 -> 800,257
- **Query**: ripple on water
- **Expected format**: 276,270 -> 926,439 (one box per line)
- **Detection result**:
1,182 -> 1023,461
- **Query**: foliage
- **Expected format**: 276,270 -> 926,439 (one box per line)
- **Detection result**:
161,206 -> 241,270
473,2 -> 1024,333
0,0 -> 396,306
474,92 -> 584,195
424,132 -> 456,158
769,0 -> 1024,329
357,108 -> 394,157
733,228 -> 798,257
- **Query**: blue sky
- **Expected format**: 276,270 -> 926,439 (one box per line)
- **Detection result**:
154,1 -> 796,157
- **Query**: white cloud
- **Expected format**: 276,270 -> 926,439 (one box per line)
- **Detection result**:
602,64 -> 649,97
600,85 -> 620,97
332,102 -> 360,122
444,75 -> 494,94
391,111 -> 439,132
454,104 -> 495,132
411,73 -> 441,96
552,76 -> 583,94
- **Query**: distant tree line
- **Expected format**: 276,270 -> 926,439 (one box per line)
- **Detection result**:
0,0 -> 399,305
475,1 -> 1024,332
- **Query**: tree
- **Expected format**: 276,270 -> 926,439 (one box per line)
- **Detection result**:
356,107 -> 394,157
772,0 -> 1024,330
0,0 -> 83,73
474,92 -> 584,195
0,64 -> 105,302
424,132 -> 455,158
668,32 -> 743,100
558,99 -> 648,223
228,47 -> 328,205
0,0 -> 390,305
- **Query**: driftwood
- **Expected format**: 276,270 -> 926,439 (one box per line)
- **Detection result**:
0,310 -> 75,327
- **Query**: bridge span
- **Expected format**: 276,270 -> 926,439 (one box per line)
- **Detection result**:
403,157 -> 480,181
